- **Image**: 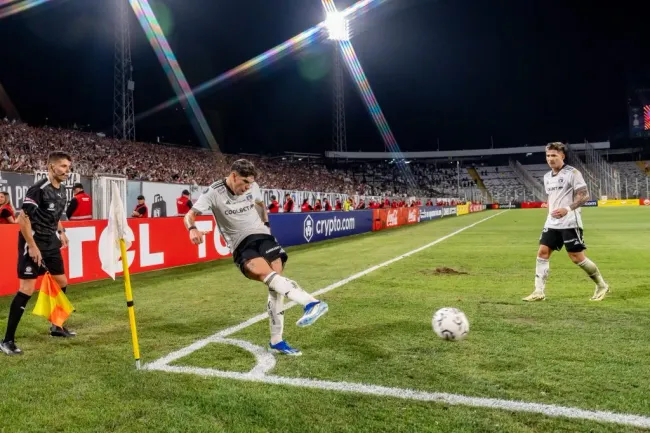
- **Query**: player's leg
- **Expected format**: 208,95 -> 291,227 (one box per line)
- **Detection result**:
267,259 -> 286,345
266,258 -> 301,356
564,229 -> 609,301
523,228 -> 560,301
243,257 -> 321,309
257,239 -> 328,328
242,256 -> 310,302
1,250 -> 40,356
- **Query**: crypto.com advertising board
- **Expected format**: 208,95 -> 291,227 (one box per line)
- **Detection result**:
268,210 -> 374,247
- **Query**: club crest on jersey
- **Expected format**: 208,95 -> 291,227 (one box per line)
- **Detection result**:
48,203 -> 55,210
558,177 -> 564,184
245,193 -> 253,201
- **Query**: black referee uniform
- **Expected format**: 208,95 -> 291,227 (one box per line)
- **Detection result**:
1,178 -> 74,356
18,178 -> 67,278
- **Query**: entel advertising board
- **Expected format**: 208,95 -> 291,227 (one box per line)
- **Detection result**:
268,210 -> 374,247
0,216 -> 231,296
0,211 -> 375,295
641,198 -> 650,206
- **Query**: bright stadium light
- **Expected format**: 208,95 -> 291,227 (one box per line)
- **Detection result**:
325,11 -> 350,41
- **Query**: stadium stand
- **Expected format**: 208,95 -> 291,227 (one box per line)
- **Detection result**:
611,161 -> 650,197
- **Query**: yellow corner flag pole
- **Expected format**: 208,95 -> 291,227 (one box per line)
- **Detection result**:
120,238 -> 141,370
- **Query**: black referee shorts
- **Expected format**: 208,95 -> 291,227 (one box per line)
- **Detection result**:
232,234 -> 288,278
17,237 -> 65,279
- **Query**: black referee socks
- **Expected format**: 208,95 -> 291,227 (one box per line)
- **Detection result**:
4,291 -> 31,342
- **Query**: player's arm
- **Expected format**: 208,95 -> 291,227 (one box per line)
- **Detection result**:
255,200 -> 270,227
184,192 -> 211,245
19,186 -> 43,265
568,169 -> 590,211
569,186 -> 589,211
252,183 -> 270,228
65,197 -> 78,219
57,220 -> 68,248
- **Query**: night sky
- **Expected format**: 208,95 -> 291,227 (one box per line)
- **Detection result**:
0,0 -> 647,154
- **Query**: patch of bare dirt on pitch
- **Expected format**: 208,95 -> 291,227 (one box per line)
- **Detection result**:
420,267 -> 469,276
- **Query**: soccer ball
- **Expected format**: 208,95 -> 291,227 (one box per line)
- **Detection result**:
432,307 -> 469,341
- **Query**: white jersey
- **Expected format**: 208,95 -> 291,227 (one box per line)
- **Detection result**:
543,164 -> 587,229
192,179 -> 269,251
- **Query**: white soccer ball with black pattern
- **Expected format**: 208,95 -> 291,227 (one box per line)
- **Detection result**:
432,307 -> 469,341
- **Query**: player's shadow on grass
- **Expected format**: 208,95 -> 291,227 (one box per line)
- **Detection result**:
325,320 -> 422,358
615,284 -> 650,300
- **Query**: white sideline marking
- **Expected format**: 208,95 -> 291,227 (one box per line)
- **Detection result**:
152,363 -> 650,429
144,211 -> 650,428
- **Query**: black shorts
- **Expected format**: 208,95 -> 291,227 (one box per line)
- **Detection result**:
17,236 -> 65,279
232,234 -> 288,277
539,227 -> 587,253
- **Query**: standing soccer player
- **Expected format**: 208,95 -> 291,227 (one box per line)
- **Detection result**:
184,159 -> 328,356
1,151 -> 76,356
523,142 -> 609,302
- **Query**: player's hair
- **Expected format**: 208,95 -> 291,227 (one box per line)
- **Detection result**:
231,159 -> 257,178
545,142 -> 567,155
48,150 -> 72,164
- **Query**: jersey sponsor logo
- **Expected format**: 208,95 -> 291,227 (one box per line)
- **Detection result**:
224,204 -> 255,215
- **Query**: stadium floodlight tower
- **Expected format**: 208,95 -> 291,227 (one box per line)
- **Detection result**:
325,10 -> 350,153
113,0 -> 136,141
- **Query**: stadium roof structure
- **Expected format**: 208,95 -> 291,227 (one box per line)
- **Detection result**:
325,141 -> 611,160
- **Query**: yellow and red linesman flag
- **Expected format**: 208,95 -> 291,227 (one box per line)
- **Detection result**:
32,273 -> 74,328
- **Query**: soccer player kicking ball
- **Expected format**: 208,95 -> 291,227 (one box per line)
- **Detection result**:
184,159 -> 328,356
523,142 -> 609,302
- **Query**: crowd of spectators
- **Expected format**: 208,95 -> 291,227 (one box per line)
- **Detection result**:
0,119 -> 357,194
1,119 -> 479,200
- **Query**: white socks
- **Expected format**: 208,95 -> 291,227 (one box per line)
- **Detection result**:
267,290 -> 285,345
263,272 -> 316,306
577,258 -> 607,288
535,257 -> 550,292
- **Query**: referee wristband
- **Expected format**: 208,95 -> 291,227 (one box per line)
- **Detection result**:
188,225 -> 197,231
264,221 -> 271,228
58,229 -> 66,234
